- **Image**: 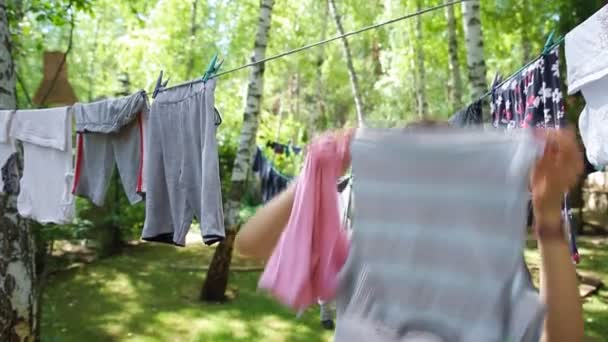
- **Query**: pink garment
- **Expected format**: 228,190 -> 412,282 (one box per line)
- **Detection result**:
258,132 -> 351,310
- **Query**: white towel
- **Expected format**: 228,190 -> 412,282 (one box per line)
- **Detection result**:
11,107 -> 70,151
566,4 -> 608,168
565,4 -> 608,94
0,110 -> 15,193
11,107 -> 74,223
578,76 -> 608,168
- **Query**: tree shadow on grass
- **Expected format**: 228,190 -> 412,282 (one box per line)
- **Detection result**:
42,243 -> 333,342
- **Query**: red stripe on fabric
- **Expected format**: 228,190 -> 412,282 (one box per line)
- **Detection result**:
72,133 -> 84,194
136,112 -> 144,193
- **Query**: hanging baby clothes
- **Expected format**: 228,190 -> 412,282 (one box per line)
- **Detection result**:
0,110 -> 15,193
11,107 -> 75,224
491,46 -> 565,130
259,132 -> 351,310
335,128 -> 545,342
565,4 -> 608,169
252,147 -> 292,202
72,90 -> 149,206
142,79 -> 224,246
448,100 -> 483,128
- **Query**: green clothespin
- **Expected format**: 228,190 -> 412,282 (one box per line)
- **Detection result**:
542,30 -> 556,54
202,53 -> 224,82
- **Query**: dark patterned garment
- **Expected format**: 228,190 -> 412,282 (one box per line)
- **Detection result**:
448,100 -> 483,128
266,141 -> 302,156
492,47 -> 565,130
252,147 -> 292,203
491,46 -> 579,263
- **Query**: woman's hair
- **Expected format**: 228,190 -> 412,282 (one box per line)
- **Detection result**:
405,118 -> 450,129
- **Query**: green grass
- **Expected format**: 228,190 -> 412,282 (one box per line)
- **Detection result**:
525,237 -> 608,342
42,237 -> 608,341
42,243 -> 333,342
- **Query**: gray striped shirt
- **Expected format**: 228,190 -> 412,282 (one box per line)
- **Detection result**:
335,128 -> 545,342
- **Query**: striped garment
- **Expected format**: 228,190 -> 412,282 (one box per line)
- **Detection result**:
335,128 -> 546,342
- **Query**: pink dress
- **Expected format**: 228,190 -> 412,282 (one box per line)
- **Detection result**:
258,132 -> 351,310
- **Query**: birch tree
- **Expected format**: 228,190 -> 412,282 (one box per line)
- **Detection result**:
520,0 -> 532,64
329,0 -> 366,126
200,0 -> 275,301
414,0 -> 428,118
186,0 -> 199,79
446,0 -> 463,111
462,0 -> 488,100
0,0 -> 37,339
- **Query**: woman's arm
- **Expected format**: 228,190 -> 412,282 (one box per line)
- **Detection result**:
531,129 -> 584,342
236,129 -> 352,260
235,183 -> 296,260
536,212 -> 584,342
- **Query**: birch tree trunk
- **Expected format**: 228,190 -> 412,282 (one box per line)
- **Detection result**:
311,0 -> 330,137
462,0 -> 488,100
414,0 -> 428,119
186,0 -> 199,79
200,0 -> 275,302
520,0 -> 532,64
446,0 -> 463,111
0,1 -> 38,340
329,0 -> 366,127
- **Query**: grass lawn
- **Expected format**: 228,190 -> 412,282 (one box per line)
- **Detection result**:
42,236 -> 608,341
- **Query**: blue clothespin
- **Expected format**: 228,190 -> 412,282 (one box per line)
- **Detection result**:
152,70 -> 170,99
202,53 -> 224,82
542,30 -> 556,54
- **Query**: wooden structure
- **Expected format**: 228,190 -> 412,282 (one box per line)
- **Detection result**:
33,51 -> 78,106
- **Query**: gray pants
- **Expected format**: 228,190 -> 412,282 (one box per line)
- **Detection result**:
72,91 -> 148,206
141,79 -> 225,246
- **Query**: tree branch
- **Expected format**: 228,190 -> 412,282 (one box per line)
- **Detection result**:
16,71 -> 32,106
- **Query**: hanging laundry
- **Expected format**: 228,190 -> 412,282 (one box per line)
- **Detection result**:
337,176 -> 352,232
259,132 -> 351,310
71,90 -> 149,206
335,128 -> 545,342
252,147 -> 293,202
491,46 -> 565,130
11,107 -> 75,224
566,4 -> 608,169
266,140 -> 302,156
0,110 -> 15,193
565,4 -> 608,95
448,100 -> 483,128
142,79 -> 224,246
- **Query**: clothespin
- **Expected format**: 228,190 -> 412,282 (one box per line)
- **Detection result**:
152,70 -> 170,99
202,53 -> 224,82
542,30 -> 556,54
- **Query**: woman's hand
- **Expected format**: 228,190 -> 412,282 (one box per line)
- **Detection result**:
530,127 -> 583,238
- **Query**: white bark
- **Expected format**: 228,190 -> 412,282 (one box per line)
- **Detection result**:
520,0 -> 532,64
225,0 -> 274,230
186,0 -> 199,79
414,0 -> 428,119
311,0 -> 330,137
0,1 -> 37,341
462,0 -> 488,100
201,0 -> 275,302
446,0 -> 463,111
329,0 -> 366,127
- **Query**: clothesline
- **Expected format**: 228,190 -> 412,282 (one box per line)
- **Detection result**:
154,0 -> 471,95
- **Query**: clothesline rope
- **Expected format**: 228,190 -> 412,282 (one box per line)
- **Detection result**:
157,0 -> 471,94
